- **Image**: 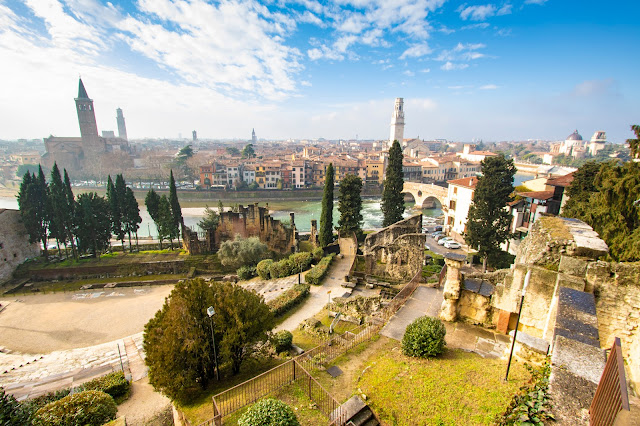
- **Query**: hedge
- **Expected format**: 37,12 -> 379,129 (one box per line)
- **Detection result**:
269,258 -> 294,279
33,390 -> 117,426
305,254 -> 335,285
402,316 -> 446,358
80,371 -> 130,402
289,252 -> 313,271
238,398 -> 299,426
237,265 -> 257,280
267,284 -> 310,316
270,330 -> 293,353
256,259 -> 273,279
312,247 -> 324,262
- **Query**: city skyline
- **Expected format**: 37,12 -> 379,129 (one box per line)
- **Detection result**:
1,0 -> 639,142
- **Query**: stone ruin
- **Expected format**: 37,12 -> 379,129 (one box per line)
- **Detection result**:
362,214 -> 427,281
182,203 -> 298,255
439,215 -> 640,399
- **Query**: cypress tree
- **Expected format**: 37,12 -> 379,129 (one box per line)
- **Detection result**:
464,154 -> 516,272
34,166 -> 51,259
124,187 -> 142,252
145,189 -> 162,249
169,170 -> 183,243
319,163 -> 334,247
381,140 -> 405,227
63,169 -> 78,259
338,173 -> 363,240
49,163 -> 68,256
75,193 -> 111,257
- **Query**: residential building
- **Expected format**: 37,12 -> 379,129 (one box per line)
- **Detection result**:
456,144 -> 498,163
443,176 -> 478,242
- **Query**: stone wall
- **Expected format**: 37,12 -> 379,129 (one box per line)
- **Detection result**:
182,203 -> 298,255
363,215 -> 426,281
0,209 -> 40,284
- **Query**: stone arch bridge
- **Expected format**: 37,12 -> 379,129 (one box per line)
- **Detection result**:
402,181 -> 447,208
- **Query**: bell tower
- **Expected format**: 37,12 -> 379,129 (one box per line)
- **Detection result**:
389,97 -> 405,149
75,78 -> 103,155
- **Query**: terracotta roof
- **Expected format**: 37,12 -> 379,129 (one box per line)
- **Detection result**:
546,172 -> 574,187
518,190 -> 554,200
447,176 -> 478,189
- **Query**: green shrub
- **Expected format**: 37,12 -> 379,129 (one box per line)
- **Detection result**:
312,247 -> 324,262
1,387 -> 33,425
270,330 -> 293,353
21,388 -> 72,419
497,360 -> 553,425
267,284 -> 310,316
288,252 -> 313,271
305,254 -> 335,285
237,265 -> 257,280
402,316 -> 446,358
256,259 -> 273,279
80,371 -> 130,402
269,259 -> 293,279
237,398 -> 300,426
33,390 -> 117,426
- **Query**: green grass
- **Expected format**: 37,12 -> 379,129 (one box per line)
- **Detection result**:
178,356 -> 286,425
358,341 -> 530,426
24,250 -> 186,270
11,273 -> 182,294
222,383 -> 328,425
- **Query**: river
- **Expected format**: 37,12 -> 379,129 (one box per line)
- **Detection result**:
1,172 -> 535,237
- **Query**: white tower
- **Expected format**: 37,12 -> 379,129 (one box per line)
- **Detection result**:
252,128 -> 257,144
389,97 -> 405,149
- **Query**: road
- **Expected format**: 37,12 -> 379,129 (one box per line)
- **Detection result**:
422,225 -> 470,257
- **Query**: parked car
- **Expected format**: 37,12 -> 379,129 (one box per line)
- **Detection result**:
444,240 -> 461,249
434,225 -> 443,231
431,231 -> 443,238
438,237 -> 453,245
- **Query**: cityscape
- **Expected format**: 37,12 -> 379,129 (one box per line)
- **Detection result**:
1,1 -> 640,425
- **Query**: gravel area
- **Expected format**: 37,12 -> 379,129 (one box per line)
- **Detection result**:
0,285 -> 173,354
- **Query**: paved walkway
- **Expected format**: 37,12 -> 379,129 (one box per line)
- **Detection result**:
381,285 -> 511,359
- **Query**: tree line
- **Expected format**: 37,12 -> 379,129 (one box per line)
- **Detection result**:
144,170 -> 184,250
17,163 -> 184,258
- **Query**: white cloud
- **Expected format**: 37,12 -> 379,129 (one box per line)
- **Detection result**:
458,4 -> 497,21
400,43 -> 432,59
479,84 -> 498,90
300,80 -> 312,87
461,22 -> 490,30
298,11 -> 325,27
497,4 -> 512,15
524,0 -> 548,4
403,70 -> 415,77
437,42 -> 486,62
420,68 -> 431,73
570,79 -> 617,98
441,62 -> 469,71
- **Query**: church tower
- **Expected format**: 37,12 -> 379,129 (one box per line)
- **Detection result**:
252,128 -> 257,144
389,97 -> 405,149
116,108 -> 128,141
75,78 -> 103,155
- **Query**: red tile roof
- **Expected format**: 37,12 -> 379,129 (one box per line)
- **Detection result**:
546,172 -> 574,187
518,190 -> 555,200
447,176 -> 478,189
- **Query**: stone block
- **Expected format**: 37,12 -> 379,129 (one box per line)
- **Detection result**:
551,335 -> 605,384
556,273 -> 586,292
496,310 -> 511,334
512,330 -> 550,354
558,255 -> 589,277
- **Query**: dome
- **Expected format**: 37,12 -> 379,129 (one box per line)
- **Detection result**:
566,130 -> 583,141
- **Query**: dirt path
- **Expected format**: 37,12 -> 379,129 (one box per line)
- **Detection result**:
117,377 -> 172,425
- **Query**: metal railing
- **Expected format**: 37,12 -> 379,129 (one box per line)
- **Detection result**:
200,269 -> 423,426
589,337 -> 630,426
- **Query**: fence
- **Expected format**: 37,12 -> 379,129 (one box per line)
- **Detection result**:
589,337 -> 630,426
202,269 -> 423,426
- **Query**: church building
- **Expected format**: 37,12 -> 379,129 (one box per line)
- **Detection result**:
42,78 -> 130,171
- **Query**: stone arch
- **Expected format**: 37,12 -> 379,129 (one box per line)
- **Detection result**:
402,182 -> 447,209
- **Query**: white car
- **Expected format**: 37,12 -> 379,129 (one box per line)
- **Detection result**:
438,237 -> 453,246
444,240 -> 461,249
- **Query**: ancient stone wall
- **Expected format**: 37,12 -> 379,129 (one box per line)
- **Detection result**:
182,203 -> 298,255
0,209 -> 40,284
363,215 -> 426,281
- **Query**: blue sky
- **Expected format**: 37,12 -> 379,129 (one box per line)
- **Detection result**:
1,0 -> 639,142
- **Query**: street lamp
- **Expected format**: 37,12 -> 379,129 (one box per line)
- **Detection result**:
505,270 -> 530,381
207,306 -> 220,381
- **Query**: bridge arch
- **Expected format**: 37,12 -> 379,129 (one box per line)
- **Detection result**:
402,182 -> 447,210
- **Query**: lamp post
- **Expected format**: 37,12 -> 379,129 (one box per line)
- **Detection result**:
207,306 -> 220,381
505,270 -> 530,382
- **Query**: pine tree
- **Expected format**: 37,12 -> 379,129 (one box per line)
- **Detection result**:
63,169 -> 78,259
381,140 -> 405,227
123,187 -> 142,251
49,163 -> 73,257
145,189 -> 162,249
158,195 -> 176,249
464,154 -> 516,272
319,163 -> 335,247
17,172 -> 40,253
169,170 -> 183,244
338,173 -> 363,240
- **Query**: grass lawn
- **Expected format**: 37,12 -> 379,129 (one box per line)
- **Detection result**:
11,273 -> 183,294
357,339 -> 530,425
23,249 -> 187,270
222,382 -> 328,426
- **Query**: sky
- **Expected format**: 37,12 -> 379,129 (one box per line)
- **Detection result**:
1,0 -> 639,143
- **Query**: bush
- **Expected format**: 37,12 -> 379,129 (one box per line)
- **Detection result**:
237,265 -> 257,280
80,371 -> 130,402
33,390 -> 117,426
402,316 -> 446,358
237,398 -> 300,426
270,330 -> 293,353
1,387 -> 33,425
288,252 -> 313,271
21,388 -> 72,419
312,247 -> 324,262
498,360 -> 553,425
269,258 -> 293,279
256,259 -> 273,279
267,284 -> 310,316
305,254 -> 335,285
